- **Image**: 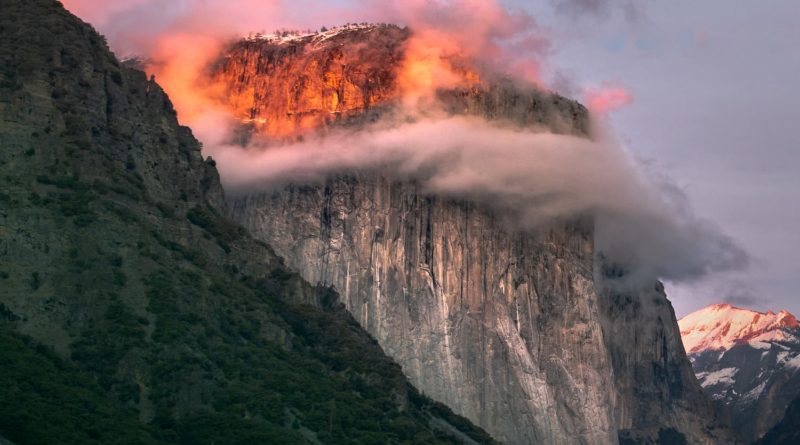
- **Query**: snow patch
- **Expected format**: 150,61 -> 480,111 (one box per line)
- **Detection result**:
243,24 -> 381,47
700,367 -> 738,388
742,381 -> 767,402
775,351 -> 800,371
786,355 -> 800,370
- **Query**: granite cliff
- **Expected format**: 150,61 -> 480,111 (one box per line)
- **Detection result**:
219,26 -> 733,444
0,1 -> 496,443
211,25 -> 588,141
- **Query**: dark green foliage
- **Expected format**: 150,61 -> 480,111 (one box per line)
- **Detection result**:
28,272 -> 41,290
110,254 -> 123,267
0,329 -> 161,445
0,304 -> 19,321
155,201 -> 175,217
657,428 -> 688,445
33,175 -> 100,225
112,269 -> 127,286
71,300 -> 147,379
36,174 -> 83,190
187,205 -> 246,252
0,1 -> 496,444
620,428 -> 689,445
51,232 -> 494,444
0,62 -> 22,90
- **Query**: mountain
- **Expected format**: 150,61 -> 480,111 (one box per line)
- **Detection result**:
218,26 -> 734,444
0,1 -> 498,443
679,304 -> 800,442
212,24 -> 589,142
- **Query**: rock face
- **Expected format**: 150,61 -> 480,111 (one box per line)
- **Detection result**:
234,180 -> 616,444
221,29 -> 732,444
757,395 -> 800,445
212,25 -> 408,138
231,177 -> 730,445
679,304 -> 800,442
212,25 -> 589,140
0,1 -> 498,443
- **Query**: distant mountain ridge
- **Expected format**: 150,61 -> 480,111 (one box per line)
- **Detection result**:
681,303 -> 799,354
679,304 -> 800,442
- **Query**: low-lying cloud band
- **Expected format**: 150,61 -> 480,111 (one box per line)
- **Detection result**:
207,115 -> 748,284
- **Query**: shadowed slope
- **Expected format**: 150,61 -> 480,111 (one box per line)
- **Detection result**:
0,1 -> 496,443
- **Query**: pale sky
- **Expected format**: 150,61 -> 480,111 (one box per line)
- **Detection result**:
510,0 -> 800,316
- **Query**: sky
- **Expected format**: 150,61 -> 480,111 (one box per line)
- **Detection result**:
61,0 -> 800,317
507,0 -> 799,317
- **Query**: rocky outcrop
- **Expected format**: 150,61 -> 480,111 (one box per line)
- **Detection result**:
679,304 -> 800,442
233,178 -> 616,444
212,25 -> 408,139
757,395 -> 800,445
600,284 -> 725,443
231,174 -> 732,445
224,26 -> 733,445
0,1 -> 497,443
211,26 -> 589,140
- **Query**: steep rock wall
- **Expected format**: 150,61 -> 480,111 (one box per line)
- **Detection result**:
0,1 -> 499,443
220,27 -> 731,444
233,176 -> 615,444
212,25 -> 408,138
211,26 -> 589,139
231,174 -> 733,444
600,285 -> 726,443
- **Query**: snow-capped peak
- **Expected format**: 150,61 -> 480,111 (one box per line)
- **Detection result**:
678,303 -> 799,354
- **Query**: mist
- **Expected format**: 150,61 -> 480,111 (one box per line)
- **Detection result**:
59,0 -> 749,286
205,113 -> 747,284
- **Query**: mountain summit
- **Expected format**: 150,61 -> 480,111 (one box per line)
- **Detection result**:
679,304 -> 800,442
210,24 -> 588,140
680,303 -> 800,354
225,19 -> 734,445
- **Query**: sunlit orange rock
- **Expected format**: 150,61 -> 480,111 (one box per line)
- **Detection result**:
210,24 -> 588,141
211,25 -> 408,139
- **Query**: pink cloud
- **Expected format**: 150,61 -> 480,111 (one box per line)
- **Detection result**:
584,84 -> 634,114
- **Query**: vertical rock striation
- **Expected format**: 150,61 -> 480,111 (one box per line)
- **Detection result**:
219,28 -> 733,444
231,175 -> 732,444
600,284 -> 726,443
233,177 -> 615,444
0,2 -> 499,443
211,25 -> 589,140
212,25 -> 408,139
